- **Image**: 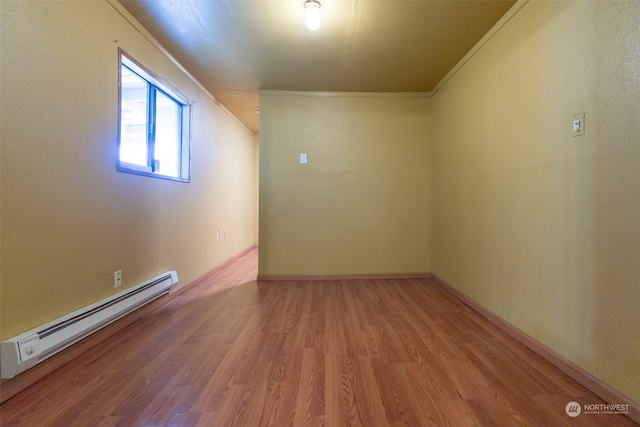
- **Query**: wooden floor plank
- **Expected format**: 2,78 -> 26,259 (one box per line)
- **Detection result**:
1,247 -> 636,426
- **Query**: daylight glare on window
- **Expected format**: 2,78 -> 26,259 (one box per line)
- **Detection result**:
119,66 -> 148,168
154,90 -> 181,177
117,50 -> 190,182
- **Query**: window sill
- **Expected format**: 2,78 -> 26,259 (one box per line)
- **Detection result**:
117,162 -> 190,183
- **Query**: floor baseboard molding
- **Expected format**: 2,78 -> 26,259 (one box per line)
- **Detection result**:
429,272 -> 640,424
177,244 -> 257,295
0,245 -> 258,404
257,272 -> 430,281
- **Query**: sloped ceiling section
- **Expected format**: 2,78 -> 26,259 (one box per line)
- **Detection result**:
119,0 -> 516,133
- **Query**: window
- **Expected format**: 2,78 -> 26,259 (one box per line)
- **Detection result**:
118,49 -> 190,181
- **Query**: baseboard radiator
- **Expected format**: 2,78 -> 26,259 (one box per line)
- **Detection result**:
1,271 -> 178,379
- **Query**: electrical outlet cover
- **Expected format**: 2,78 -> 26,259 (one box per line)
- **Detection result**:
572,113 -> 586,137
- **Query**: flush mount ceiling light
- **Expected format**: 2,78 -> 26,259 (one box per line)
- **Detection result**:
304,0 -> 321,31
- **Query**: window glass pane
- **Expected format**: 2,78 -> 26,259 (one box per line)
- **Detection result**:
118,50 -> 190,182
120,66 -> 148,167
154,90 -> 181,178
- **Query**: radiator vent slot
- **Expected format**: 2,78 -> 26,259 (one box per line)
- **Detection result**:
1,271 -> 178,379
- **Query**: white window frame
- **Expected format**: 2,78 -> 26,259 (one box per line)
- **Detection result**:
117,49 -> 191,182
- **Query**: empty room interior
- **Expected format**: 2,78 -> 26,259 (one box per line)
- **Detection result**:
1,0 -> 639,425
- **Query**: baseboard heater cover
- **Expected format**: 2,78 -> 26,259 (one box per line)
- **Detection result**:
1,271 -> 178,379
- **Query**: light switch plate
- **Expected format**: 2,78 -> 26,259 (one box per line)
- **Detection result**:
300,153 -> 308,164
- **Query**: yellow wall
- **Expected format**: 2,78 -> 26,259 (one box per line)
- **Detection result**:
253,133 -> 260,245
258,92 -> 430,275
0,1 -> 256,339
431,0 -> 639,401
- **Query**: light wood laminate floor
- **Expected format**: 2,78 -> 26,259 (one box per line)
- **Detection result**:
1,248 -> 635,426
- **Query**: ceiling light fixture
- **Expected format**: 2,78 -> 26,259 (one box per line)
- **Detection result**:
304,0 -> 321,31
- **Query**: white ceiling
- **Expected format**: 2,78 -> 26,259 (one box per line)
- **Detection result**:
118,0 -> 517,133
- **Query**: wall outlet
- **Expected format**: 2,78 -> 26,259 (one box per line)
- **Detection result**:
572,112 -> 586,137
114,270 -> 122,288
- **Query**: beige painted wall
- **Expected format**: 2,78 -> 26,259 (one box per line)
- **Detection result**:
259,92 -> 430,275
0,1 -> 256,340
431,0 -> 639,402
253,133 -> 260,245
